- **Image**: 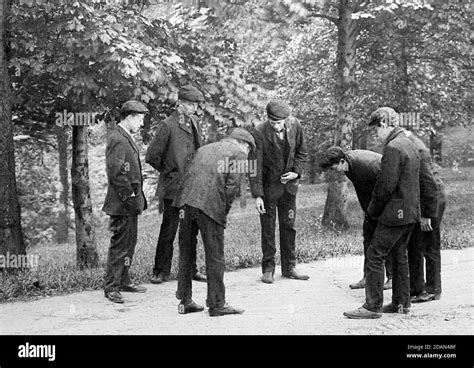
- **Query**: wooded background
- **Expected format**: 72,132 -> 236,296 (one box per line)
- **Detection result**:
0,0 -> 472,270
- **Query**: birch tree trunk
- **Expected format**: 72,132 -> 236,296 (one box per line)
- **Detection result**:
71,125 -> 98,269
56,125 -> 69,244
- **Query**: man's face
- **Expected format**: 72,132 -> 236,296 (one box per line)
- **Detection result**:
331,159 -> 348,173
180,100 -> 199,115
128,113 -> 145,133
268,118 -> 285,132
369,123 -> 390,144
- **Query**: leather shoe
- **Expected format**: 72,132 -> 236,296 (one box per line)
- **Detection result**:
282,268 -> 309,280
382,303 -> 410,314
105,291 -> 124,304
261,271 -> 274,284
343,307 -> 381,319
120,284 -> 146,293
209,304 -> 245,317
193,271 -> 207,283
411,291 -> 435,303
383,278 -> 392,290
349,278 -> 365,289
178,299 -> 205,314
151,273 -> 168,284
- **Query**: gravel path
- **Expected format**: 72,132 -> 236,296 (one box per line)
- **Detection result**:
1,248 -> 472,335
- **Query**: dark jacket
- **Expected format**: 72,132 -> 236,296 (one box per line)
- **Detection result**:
367,128 -> 421,226
344,150 -> 382,213
405,131 -> 442,220
102,125 -> 147,216
250,117 -> 308,200
173,139 -> 248,227
145,111 -> 202,200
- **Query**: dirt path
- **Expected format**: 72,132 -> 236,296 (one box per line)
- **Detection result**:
1,248 -> 473,335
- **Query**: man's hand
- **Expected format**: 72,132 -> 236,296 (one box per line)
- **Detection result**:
255,197 -> 266,215
280,171 -> 298,184
420,217 -> 433,232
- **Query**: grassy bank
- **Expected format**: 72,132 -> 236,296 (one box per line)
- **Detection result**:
1,167 -> 473,303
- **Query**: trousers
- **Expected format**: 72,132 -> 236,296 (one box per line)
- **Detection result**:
363,222 -> 415,312
176,206 -> 226,309
104,215 -> 138,292
363,214 -> 393,280
260,189 -> 297,274
153,199 -> 198,276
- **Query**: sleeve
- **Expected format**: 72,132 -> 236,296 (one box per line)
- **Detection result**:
418,150 -> 439,219
292,121 -> 308,177
367,145 -> 402,219
145,122 -> 170,171
248,128 -> 264,198
106,137 -> 135,202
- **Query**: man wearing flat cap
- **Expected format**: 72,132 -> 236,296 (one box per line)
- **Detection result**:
344,108 -> 422,319
145,85 -> 207,284
102,100 -> 149,303
250,100 -> 309,284
174,128 -> 254,316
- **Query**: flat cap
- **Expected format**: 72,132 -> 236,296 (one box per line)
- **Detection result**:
120,100 -> 149,114
228,128 -> 256,151
266,100 -> 290,121
368,107 -> 399,127
178,85 -> 205,102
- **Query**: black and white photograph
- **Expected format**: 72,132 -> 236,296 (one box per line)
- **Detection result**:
0,0 -> 472,365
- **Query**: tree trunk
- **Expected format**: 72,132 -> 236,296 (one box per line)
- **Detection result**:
321,0 -> 357,229
394,32 -> 410,114
71,125 -> 98,269
56,125 -> 69,244
0,0 -> 26,270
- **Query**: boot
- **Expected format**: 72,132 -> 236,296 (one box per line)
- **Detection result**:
343,307 -> 382,319
261,271 -> 274,284
282,268 -> 309,280
349,277 -> 366,289
151,273 -> 168,284
178,299 -> 205,314
105,291 -> 124,304
193,271 -> 207,283
209,304 -> 245,317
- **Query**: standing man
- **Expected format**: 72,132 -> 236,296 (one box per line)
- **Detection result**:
370,107 -> 444,304
319,147 -> 393,290
405,131 -> 446,303
252,100 -> 309,284
344,112 -> 421,319
145,85 -> 207,284
102,100 -> 149,304
174,128 -> 255,316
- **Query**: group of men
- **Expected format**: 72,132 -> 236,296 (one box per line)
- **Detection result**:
101,84 -> 445,319
320,107 -> 445,318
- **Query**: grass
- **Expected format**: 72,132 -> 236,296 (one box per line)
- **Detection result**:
1,167 -> 473,303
